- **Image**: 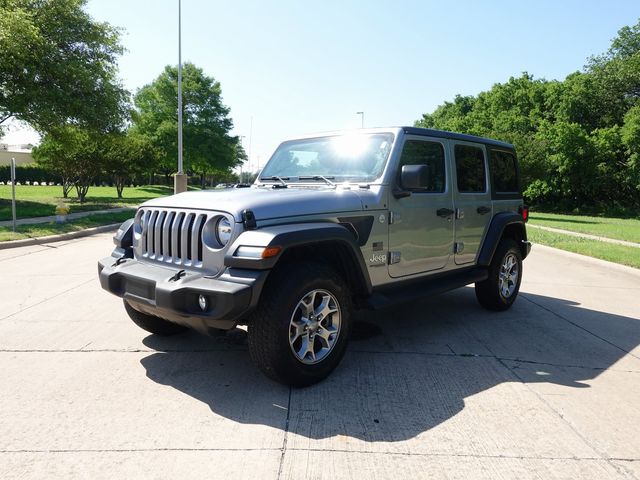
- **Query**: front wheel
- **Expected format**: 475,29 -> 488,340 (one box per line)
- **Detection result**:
475,239 -> 523,311
247,263 -> 352,387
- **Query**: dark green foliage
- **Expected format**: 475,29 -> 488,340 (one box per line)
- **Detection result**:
132,63 -> 245,185
0,0 -> 128,133
0,165 -> 60,183
415,20 -> 640,213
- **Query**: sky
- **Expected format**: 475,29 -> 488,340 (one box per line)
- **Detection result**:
3,0 -> 640,171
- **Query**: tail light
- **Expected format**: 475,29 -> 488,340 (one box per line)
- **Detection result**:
519,205 -> 529,222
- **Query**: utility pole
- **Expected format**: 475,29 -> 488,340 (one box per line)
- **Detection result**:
174,0 -> 187,194
356,111 -> 364,128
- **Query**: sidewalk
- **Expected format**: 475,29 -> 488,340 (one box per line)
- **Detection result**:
0,207 -> 135,228
528,224 -> 640,248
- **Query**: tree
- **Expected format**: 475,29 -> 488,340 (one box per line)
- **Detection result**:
33,125 -> 100,202
101,131 -> 158,198
0,0 -> 128,134
133,63 -> 242,184
414,19 -> 640,212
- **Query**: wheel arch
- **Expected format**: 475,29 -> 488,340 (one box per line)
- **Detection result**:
477,212 -> 529,267
225,222 -> 372,298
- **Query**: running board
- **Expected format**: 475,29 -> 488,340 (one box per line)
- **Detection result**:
365,267 -> 488,310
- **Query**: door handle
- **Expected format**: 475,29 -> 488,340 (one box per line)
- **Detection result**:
477,206 -> 491,215
437,208 -> 454,218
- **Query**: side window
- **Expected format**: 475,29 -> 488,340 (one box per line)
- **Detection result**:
491,150 -> 519,193
398,140 -> 445,193
454,144 -> 486,193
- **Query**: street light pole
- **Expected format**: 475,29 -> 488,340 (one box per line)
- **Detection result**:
356,111 -> 364,128
174,0 -> 187,193
239,135 -> 246,182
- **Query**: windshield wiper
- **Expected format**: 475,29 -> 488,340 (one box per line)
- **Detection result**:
259,176 -> 289,187
299,175 -> 336,187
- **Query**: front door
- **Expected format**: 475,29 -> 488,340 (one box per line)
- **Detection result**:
388,136 -> 454,278
452,142 -> 493,265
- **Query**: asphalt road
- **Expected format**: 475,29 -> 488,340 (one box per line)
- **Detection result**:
1,234 -> 639,479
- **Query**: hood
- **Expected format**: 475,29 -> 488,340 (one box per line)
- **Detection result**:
141,187 -> 366,221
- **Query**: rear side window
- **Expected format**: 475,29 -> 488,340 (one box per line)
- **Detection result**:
491,150 -> 519,193
398,140 -> 446,193
454,144 -> 486,193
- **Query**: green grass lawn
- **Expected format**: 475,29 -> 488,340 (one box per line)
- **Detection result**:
0,211 -> 134,242
0,185 -> 176,221
528,227 -> 640,269
529,211 -> 640,244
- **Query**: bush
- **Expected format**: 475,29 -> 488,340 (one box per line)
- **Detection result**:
0,165 -> 61,183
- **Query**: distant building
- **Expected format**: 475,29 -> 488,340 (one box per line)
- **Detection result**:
0,144 -> 35,166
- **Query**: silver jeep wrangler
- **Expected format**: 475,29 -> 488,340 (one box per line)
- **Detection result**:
98,127 -> 531,386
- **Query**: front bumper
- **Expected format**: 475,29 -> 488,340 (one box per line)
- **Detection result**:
98,256 -> 268,332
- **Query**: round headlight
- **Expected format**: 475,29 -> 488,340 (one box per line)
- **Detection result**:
216,217 -> 233,246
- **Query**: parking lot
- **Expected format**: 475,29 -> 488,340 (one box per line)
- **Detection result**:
1,233 -> 639,479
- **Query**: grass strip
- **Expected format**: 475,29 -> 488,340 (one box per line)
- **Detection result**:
0,184 -> 184,221
0,211 -> 134,242
529,211 -> 640,244
528,227 -> 640,270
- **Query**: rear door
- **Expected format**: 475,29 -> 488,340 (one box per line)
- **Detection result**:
388,135 -> 454,277
452,142 -> 492,265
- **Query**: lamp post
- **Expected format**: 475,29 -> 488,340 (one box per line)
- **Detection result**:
356,111 -> 364,128
174,0 -> 187,194
239,135 -> 246,182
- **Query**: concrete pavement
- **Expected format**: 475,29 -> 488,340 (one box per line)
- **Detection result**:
0,234 -> 639,479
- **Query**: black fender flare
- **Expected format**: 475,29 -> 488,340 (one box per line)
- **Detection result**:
224,222 -> 372,294
477,212 -> 528,267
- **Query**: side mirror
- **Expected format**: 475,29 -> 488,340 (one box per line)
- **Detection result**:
400,164 -> 429,190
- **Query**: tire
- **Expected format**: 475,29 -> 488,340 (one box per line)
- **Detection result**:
123,299 -> 188,335
247,262 -> 352,387
475,238 -> 523,311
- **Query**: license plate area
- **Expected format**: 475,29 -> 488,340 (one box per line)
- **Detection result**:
126,278 -> 156,300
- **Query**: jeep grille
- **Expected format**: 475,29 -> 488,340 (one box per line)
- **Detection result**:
137,208 -> 207,267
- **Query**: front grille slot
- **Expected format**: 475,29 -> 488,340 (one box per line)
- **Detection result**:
138,208 -> 208,267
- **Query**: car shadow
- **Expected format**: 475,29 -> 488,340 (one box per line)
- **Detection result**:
139,287 -> 640,442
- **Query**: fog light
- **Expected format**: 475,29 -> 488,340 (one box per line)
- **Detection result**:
198,295 -> 208,311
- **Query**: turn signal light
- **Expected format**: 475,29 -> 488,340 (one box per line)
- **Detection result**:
235,245 -> 282,259
261,246 -> 281,258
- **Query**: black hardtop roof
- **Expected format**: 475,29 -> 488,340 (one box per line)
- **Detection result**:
402,127 -> 514,150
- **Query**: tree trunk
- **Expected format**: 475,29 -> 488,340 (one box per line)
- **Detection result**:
75,182 -> 90,203
62,176 -> 73,198
200,173 -> 206,189
115,175 -> 125,198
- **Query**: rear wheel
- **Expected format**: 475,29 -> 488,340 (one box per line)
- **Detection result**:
475,239 -> 522,311
123,300 -> 187,335
247,263 -> 352,387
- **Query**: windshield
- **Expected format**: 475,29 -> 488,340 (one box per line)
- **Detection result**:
259,133 -> 394,183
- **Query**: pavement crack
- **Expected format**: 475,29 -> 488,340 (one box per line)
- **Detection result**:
349,349 -> 640,373
0,278 -> 95,322
0,447 -> 281,454
495,356 -> 634,477
521,294 -> 640,361
277,386 -> 292,480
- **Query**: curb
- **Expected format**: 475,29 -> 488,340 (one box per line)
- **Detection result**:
0,224 -> 120,250
531,243 -> 640,276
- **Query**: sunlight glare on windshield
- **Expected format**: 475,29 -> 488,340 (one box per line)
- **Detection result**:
330,134 -> 370,158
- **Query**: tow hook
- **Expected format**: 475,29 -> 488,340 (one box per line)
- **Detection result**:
170,269 -> 187,282
112,257 -> 128,267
